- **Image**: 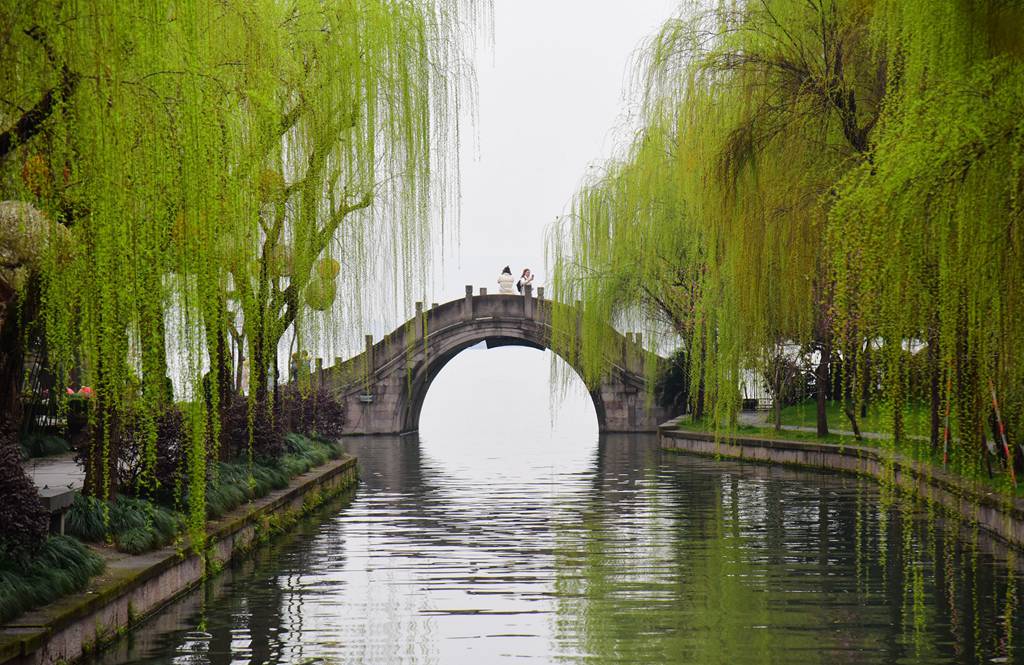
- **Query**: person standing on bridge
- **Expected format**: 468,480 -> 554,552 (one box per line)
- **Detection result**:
498,265 -> 515,294
516,268 -> 534,293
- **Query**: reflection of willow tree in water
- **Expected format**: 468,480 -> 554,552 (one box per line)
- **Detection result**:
553,472 -> 821,662
551,460 -> 1021,664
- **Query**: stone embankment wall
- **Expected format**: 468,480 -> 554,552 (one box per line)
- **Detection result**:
659,417 -> 1024,549
0,456 -> 358,665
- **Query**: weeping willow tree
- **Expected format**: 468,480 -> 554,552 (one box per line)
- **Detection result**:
830,1 -> 1024,480
0,0 -> 486,543
552,0 -> 884,432
551,0 -> 1024,490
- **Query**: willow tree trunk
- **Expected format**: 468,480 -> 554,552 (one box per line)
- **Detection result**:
0,310 -> 27,427
860,342 -> 872,419
927,325 -> 941,450
816,340 -> 831,437
0,281 -> 40,428
842,335 -> 861,439
206,323 -> 236,460
694,329 -> 707,421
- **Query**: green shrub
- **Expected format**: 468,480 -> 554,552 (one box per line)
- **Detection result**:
66,494 -> 182,554
0,431 -> 48,559
0,536 -> 104,623
65,494 -> 107,542
115,526 -> 155,555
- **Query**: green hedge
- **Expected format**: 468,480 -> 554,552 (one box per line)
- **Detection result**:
19,433 -> 71,459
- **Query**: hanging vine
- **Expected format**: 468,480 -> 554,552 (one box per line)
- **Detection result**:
0,0 -> 489,548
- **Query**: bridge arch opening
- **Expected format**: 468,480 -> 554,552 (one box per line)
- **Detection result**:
416,343 -> 601,441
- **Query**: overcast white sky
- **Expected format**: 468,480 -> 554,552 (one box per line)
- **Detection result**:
300,1 -> 681,391
416,1 -> 682,427
432,0 -> 679,301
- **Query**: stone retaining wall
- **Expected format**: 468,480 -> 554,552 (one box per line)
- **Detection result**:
659,417 -> 1024,550
0,456 -> 358,665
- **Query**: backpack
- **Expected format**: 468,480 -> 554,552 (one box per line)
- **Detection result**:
516,279 -> 523,293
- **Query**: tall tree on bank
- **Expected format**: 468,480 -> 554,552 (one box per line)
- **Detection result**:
553,0 -> 884,432
0,0 -> 486,536
551,0 -> 1024,486
830,1 -> 1024,476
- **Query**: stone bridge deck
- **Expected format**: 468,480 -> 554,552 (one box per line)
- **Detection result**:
315,286 -> 672,435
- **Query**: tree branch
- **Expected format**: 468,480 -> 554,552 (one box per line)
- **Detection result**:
0,27 -> 79,162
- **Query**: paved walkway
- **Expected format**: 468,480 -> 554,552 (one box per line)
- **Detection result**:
23,452 -> 84,494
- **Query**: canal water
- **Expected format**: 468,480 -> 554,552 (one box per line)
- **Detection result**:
89,349 -> 1021,664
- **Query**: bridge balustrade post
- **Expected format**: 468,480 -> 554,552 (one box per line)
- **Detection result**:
364,334 -> 374,389
523,284 -> 534,319
537,287 -> 544,300
478,287 -> 487,296
315,358 -> 323,385
634,333 -> 644,374
415,302 -> 424,341
464,285 -> 473,321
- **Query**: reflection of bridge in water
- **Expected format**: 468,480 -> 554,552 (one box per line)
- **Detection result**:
318,286 -> 673,434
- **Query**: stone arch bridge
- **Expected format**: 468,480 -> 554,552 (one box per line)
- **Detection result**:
315,286 -> 673,435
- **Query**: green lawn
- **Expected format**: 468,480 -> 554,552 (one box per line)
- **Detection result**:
675,412 -> 1024,499
776,399 -> 935,439
677,419 -> 862,447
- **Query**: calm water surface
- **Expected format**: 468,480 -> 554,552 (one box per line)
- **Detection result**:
90,350 -> 1021,664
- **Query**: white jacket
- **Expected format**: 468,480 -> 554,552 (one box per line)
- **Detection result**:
497,272 -> 515,294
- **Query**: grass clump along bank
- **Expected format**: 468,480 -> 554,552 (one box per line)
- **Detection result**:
67,432 -> 344,553
0,536 -> 105,624
66,495 -> 182,556
204,434 -> 344,519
